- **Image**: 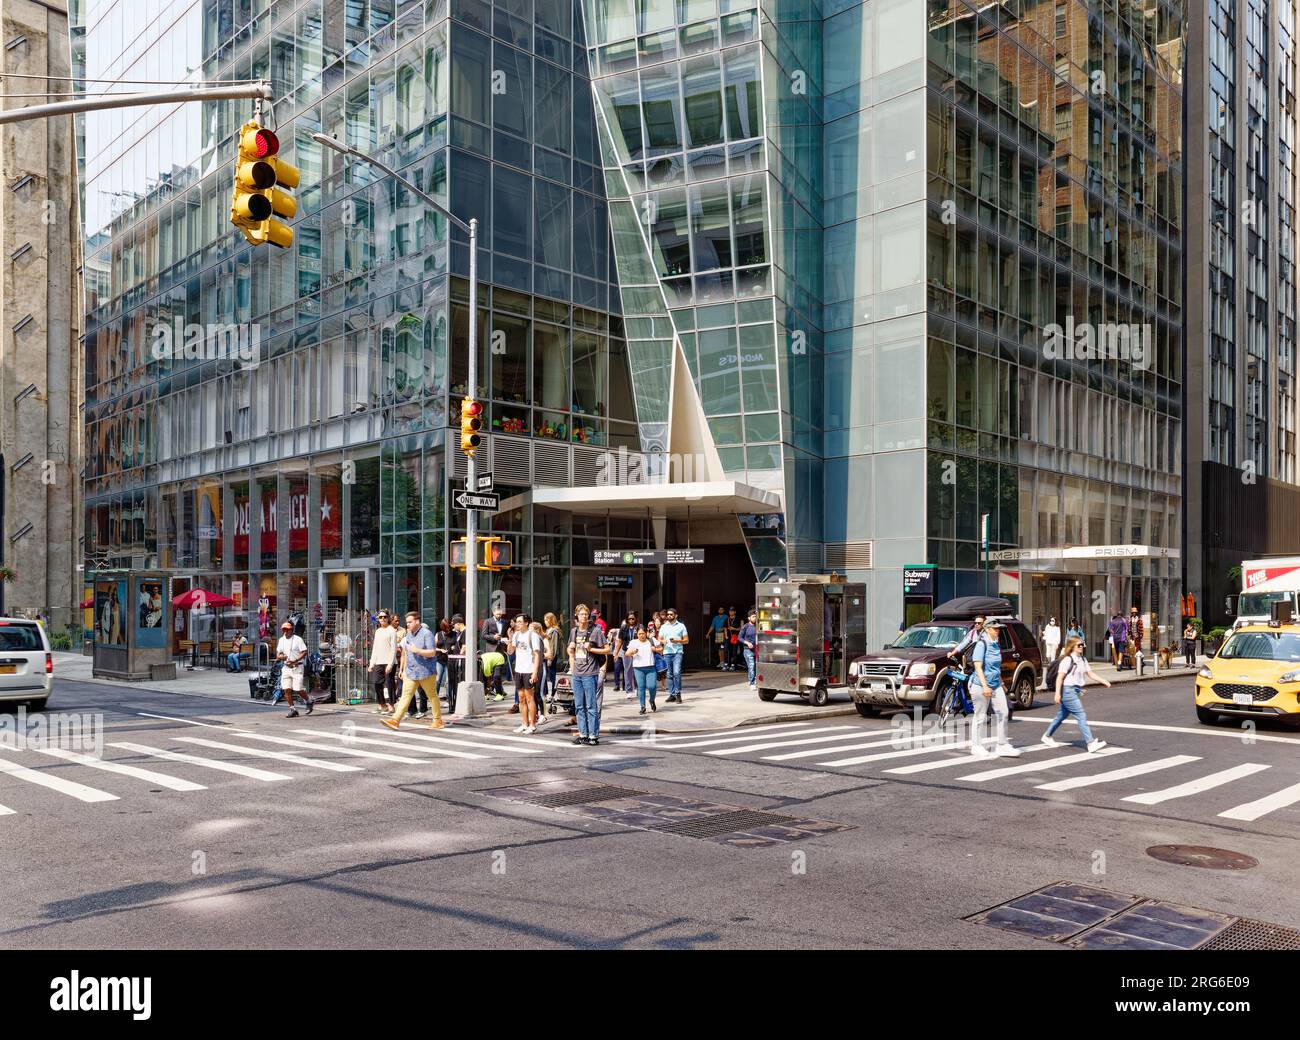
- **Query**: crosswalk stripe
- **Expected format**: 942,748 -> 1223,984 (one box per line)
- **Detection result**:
957,746 -> 1129,782
26,747 -> 207,792
1034,755 -> 1200,792
1218,781 -> 1300,822
766,735 -> 903,761
108,742 -> 292,782
885,743 -> 1057,774
361,726 -> 546,753
297,729 -> 486,760
712,728 -> 883,759
175,737 -> 363,772
646,723 -> 814,746
820,738 -> 984,767
0,747 -> 119,802
1122,763 -> 1272,806
429,726 -> 572,748
0,802 -> 13,815
227,731 -> 427,764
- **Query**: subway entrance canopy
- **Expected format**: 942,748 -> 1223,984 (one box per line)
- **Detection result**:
988,545 -> 1181,564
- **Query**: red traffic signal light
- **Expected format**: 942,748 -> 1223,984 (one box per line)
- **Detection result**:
248,127 -> 279,158
460,398 -> 483,455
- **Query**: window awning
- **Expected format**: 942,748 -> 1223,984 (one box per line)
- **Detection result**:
496,480 -> 783,520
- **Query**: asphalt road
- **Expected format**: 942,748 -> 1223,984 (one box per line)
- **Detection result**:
2,673 -> 1298,949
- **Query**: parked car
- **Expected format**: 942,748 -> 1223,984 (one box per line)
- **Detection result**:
848,597 -> 1041,717
0,617 -> 53,710
1195,621 -> 1300,728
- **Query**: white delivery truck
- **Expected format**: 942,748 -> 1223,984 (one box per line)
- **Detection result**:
1235,557 -> 1300,628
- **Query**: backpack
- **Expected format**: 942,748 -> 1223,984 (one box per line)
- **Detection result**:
959,628 -> 981,670
1046,655 -> 1077,689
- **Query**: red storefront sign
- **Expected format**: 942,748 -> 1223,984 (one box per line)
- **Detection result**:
233,483 -> 340,556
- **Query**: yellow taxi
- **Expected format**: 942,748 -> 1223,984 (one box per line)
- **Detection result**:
1195,622 -> 1300,727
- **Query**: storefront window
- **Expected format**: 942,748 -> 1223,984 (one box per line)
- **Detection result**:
350,456 -> 381,557
232,481 -> 250,570
319,470 -> 343,562
259,476 -> 278,570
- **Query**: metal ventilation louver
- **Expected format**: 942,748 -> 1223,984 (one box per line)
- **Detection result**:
825,541 -> 873,570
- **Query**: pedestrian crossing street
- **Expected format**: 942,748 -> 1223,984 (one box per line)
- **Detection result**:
0,719 -> 581,815
625,721 -> 1300,826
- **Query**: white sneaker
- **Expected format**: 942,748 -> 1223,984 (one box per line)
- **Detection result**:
1040,733 -> 1061,747
626,692 -> 634,700
969,743 -> 993,759
995,743 -> 1022,758
748,684 -> 757,692
513,724 -> 527,733
1086,738 -> 1108,753
523,726 -> 535,734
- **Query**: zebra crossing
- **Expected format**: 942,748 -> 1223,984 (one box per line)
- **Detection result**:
633,720 -> 1300,827
0,719 -> 581,816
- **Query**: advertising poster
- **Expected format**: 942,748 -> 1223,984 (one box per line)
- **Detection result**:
136,577 -> 165,647
95,579 -> 128,647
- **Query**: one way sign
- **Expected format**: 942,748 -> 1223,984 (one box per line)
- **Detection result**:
455,491 -> 500,511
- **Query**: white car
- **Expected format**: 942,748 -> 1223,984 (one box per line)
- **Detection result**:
0,618 -> 52,710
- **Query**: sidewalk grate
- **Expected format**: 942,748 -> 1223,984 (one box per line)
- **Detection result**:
969,881 -> 1290,950
520,785 -> 644,808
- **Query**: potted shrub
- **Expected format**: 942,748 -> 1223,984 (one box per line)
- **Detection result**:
1205,626 -> 1230,655
0,565 -> 16,584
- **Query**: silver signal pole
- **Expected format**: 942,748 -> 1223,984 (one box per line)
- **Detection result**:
312,134 -> 484,716
0,81 -> 273,124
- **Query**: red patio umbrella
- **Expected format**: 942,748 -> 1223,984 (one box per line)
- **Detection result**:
79,597 -> 94,609
171,589 -> 235,609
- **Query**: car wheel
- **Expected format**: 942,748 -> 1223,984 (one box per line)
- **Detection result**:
854,702 -> 878,718
1013,673 -> 1034,711
1195,705 -> 1219,725
808,683 -> 829,708
27,698 -> 48,712
757,688 -> 778,702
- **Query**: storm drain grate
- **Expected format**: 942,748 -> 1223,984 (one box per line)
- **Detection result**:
1201,917 -> 1300,951
519,785 -> 644,808
655,809 -> 799,840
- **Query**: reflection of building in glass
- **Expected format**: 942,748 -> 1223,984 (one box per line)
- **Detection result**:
75,0 -> 1185,654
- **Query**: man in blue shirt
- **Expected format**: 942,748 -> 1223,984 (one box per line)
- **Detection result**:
658,608 -> 689,702
969,620 -> 1019,759
709,607 -> 727,669
383,612 -> 445,731
738,610 -> 759,690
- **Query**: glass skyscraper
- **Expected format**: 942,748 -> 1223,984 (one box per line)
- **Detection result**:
76,0 -> 1185,655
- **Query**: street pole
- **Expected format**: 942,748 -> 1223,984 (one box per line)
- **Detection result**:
981,513 -> 990,597
311,134 -> 484,716
0,81 -> 272,125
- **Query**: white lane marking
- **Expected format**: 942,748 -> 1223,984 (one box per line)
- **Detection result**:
957,746 -> 1129,781
362,726 -> 548,753
0,747 -> 119,802
136,712 -> 226,728
26,746 -> 206,792
226,731 -> 426,764
1122,763 -> 1272,806
175,737 -> 362,773
0,803 -> 13,815
1219,781 -> 1300,822
1013,715 -> 1300,746
296,729 -> 485,760
1034,755 -> 1200,792
108,742 -> 292,782
643,723 -> 815,745
886,743 -> 1058,774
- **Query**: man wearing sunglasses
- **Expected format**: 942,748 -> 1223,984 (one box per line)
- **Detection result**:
658,608 -> 689,703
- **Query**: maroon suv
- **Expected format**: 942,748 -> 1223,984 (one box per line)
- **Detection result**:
848,598 -> 1041,718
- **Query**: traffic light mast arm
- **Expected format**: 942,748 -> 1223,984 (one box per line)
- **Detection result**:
0,81 -> 273,125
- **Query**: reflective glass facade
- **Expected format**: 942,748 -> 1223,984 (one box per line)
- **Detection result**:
76,0 -> 1186,650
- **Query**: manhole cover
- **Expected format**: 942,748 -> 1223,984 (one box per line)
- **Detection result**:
1146,845 -> 1258,870
656,808 -> 800,839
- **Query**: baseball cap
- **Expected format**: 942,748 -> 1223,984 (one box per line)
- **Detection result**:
982,619 -> 1002,632
280,621 -> 293,631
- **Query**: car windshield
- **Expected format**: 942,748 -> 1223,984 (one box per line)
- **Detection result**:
890,625 -> 969,649
1218,632 -> 1300,662
1238,592 -> 1296,617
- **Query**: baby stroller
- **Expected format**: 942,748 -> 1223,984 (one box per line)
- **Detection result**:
248,641 -> 284,701
548,671 -> 576,715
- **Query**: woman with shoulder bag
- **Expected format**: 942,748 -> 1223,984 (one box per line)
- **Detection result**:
1042,637 -> 1109,753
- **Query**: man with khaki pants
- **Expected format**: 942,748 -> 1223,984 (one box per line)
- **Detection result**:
382,611 -> 445,730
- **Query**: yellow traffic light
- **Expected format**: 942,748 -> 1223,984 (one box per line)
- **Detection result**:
229,121 -> 299,249
460,398 -> 483,455
481,537 -> 512,571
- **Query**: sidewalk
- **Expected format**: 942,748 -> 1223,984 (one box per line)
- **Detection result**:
50,650 -> 1201,733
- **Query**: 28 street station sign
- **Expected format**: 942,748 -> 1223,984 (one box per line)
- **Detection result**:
591,549 -> 706,566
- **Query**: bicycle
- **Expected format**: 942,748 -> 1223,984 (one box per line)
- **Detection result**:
935,665 -> 975,725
